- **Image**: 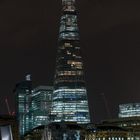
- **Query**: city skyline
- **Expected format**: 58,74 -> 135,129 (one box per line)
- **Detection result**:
0,0 -> 140,123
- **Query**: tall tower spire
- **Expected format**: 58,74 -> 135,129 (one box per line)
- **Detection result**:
59,0 -> 79,41
51,0 -> 90,123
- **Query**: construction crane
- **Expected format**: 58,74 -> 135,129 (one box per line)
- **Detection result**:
100,92 -> 112,119
5,98 -> 11,115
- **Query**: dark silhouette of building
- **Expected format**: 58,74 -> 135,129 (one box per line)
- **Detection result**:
0,115 -> 19,140
24,122 -> 85,140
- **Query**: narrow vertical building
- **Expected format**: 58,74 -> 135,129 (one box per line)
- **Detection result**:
15,75 -> 32,136
51,0 -> 90,123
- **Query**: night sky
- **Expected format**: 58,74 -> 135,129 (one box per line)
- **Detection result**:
0,0 -> 140,123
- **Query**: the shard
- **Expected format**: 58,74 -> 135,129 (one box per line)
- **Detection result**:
51,0 -> 90,124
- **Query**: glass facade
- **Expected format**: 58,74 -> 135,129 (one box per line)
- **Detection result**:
30,86 -> 53,129
119,103 -> 140,118
51,0 -> 90,123
15,76 -> 53,136
15,76 -> 32,136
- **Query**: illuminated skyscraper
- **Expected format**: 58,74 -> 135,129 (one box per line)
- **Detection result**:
15,75 -> 32,136
15,76 -> 53,136
51,0 -> 90,123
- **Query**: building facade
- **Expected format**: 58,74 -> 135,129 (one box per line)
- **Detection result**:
15,75 -> 32,136
24,122 -> 85,140
119,103 -> 140,118
15,75 -> 53,137
30,86 -> 53,129
102,117 -> 140,140
51,0 -> 90,123
85,124 -> 128,140
101,104 -> 140,140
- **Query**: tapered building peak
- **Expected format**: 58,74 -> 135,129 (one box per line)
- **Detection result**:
59,0 -> 79,41
51,0 -> 90,123
62,0 -> 76,12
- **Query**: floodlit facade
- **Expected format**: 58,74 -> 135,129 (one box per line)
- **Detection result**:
15,75 -> 32,136
119,103 -> 140,118
30,86 -> 53,129
51,0 -> 90,123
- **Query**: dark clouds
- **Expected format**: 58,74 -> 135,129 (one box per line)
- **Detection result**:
0,0 -> 140,122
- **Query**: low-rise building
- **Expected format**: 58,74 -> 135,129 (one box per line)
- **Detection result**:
85,124 -> 128,140
24,122 -> 85,140
102,117 -> 140,140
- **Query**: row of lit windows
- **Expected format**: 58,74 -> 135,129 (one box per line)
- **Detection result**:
85,137 -> 126,140
60,23 -> 77,33
57,70 -> 83,76
59,32 -> 79,40
60,25 -> 78,33
61,14 -> 77,24
55,79 -> 85,84
54,88 -> 86,93
52,103 -> 88,108
52,116 -> 89,123
51,102 -> 89,107
119,103 -> 140,117
64,42 -> 72,48
58,51 -> 81,61
53,95 -> 87,100
67,60 -> 83,69
53,91 -> 87,96
51,111 -> 88,117
60,42 -> 80,49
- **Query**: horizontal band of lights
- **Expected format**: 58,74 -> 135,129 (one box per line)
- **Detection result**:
119,103 -> 140,117
51,87 -> 89,123
57,70 -> 83,76
119,103 -> 140,118
54,88 -> 86,93
59,42 -> 80,49
59,32 -> 79,40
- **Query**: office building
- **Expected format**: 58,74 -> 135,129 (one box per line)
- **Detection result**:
102,117 -> 140,140
102,104 -> 140,140
51,0 -> 90,123
15,75 -> 32,136
119,103 -> 140,118
31,86 -> 53,129
15,76 -> 54,137
85,124 -> 128,140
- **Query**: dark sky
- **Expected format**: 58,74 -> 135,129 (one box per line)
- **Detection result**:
0,0 -> 140,123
